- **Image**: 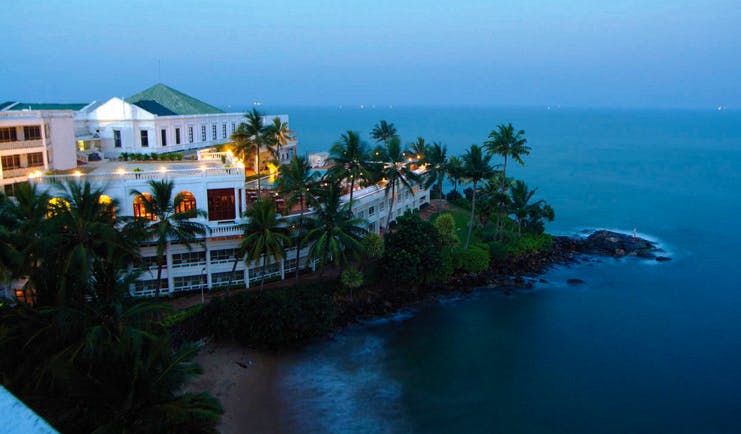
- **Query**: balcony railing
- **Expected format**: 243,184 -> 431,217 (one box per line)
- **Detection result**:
0,139 -> 43,151
31,166 -> 244,184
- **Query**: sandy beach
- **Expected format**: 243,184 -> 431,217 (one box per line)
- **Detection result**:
186,341 -> 287,434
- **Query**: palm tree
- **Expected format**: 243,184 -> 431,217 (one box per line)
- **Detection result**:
370,120 -> 398,148
231,108 -> 274,195
446,155 -> 464,194
265,117 -> 295,162
46,181 -> 140,304
484,123 -> 530,191
462,144 -> 495,248
328,130 -> 372,213
130,180 -> 208,297
409,137 -> 427,163
422,142 -> 448,199
509,180 -> 555,236
275,155 -> 319,281
240,198 -> 290,289
303,182 -> 367,275
377,136 -> 421,231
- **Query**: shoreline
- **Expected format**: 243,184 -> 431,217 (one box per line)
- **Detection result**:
186,341 -> 287,434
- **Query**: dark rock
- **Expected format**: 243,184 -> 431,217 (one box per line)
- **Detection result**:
567,278 -> 585,285
655,256 -> 672,262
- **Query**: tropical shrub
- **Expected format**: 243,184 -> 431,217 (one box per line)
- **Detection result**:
453,246 -> 490,273
433,213 -> 459,248
200,284 -> 337,348
381,211 -> 444,286
361,232 -> 384,259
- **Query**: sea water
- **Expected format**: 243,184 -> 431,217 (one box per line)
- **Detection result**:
256,106 -> 741,433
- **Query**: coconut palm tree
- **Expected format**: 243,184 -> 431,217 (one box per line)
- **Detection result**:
231,109 -> 274,195
376,136 -> 421,231
328,130 -> 372,213
45,181 -> 141,304
370,120 -> 398,148
484,123 -> 530,192
275,155 -> 319,281
240,198 -> 290,289
409,137 -> 427,163
0,296 -> 223,433
462,144 -> 495,248
509,180 -> 555,236
422,142 -> 448,199
265,117 -> 295,162
446,155 -> 464,194
130,180 -> 208,297
303,182 -> 367,275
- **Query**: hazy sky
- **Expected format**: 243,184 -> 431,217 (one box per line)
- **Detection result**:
1,0 -> 739,108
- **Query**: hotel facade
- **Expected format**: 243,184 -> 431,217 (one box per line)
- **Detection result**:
2,84 -> 430,299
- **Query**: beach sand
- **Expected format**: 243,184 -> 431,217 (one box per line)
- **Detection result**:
187,341 -> 288,434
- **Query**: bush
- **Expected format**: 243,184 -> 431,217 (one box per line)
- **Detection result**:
381,211 -> 444,286
463,187 -> 474,201
340,268 -> 364,295
433,213 -> 459,248
362,232 -> 384,259
199,284 -> 337,349
489,233 -> 553,259
453,246 -> 490,273
446,190 -> 462,201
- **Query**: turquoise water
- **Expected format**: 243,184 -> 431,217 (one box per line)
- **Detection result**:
261,107 -> 741,433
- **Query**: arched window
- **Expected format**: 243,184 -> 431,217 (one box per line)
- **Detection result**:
133,193 -> 156,221
175,191 -> 196,215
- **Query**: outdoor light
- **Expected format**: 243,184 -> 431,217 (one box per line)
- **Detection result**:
116,168 -> 126,176
73,170 -> 82,177
159,166 -> 168,173
200,165 -> 208,171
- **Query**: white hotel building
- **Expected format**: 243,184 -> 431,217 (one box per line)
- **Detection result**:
3,84 -> 430,298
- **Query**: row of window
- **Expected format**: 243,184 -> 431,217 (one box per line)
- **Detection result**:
115,122 -> 239,148
0,126 -> 41,142
132,189 -> 235,222
1,152 -> 44,170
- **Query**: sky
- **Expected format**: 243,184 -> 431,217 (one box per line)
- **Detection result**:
1,0 -> 739,108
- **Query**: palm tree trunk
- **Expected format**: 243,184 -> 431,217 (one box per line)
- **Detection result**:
385,180 -> 396,231
295,199 -> 303,282
348,175 -> 355,214
228,256 -> 239,295
260,256 -> 266,290
256,148 -> 261,196
155,245 -> 166,298
465,181 -> 477,248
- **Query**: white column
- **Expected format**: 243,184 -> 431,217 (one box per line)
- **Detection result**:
205,246 -> 212,291
280,258 -> 285,280
245,262 -> 250,288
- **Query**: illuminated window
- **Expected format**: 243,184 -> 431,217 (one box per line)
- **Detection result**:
207,188 -> 235,221
133,193 -> 156,221
175,191 -> 196,214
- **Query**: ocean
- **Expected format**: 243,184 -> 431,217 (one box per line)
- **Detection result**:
252,106 -> 741,433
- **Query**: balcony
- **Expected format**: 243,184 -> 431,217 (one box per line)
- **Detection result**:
0,139 -> 43,151
1,166 -> 42,179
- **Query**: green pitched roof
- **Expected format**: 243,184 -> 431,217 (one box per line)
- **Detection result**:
126,83 -> 224,116
6,102 -> 87,111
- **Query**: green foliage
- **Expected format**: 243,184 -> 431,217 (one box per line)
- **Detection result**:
361,232 -> 384,259
381,211 -> 444,286
433,213 -> 460,248
161,304 -> 205,328
489,233 -> 553,259
340,267 -> 364,289
200,284 -> 337,349
0,301 -> 222,433
452,246 -> 490,273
